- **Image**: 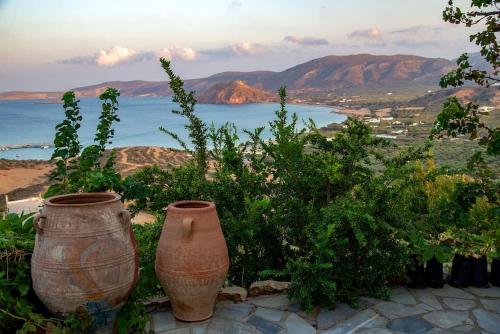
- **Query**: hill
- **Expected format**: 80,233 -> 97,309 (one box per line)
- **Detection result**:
409,86 -> 500,106
260,54 -> 453,91
0,91 -> 63,100
0,54 -> 456,101
197,80 -> 276,104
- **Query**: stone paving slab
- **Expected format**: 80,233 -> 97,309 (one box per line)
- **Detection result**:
387,316 -> 433,334
254,307 -> 285,322
285,313 -> 315,334
316,304 -> 357,330
389,287 -> 417,305
442,297 -> 476,310
472,309 -> 500,334
150,285 -> 500,334
409,289 -> 443,310
422,311 -> 470,329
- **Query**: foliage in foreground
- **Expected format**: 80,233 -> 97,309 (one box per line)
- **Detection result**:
431,0 -> 499,156
123,59 -> 423,310
122,59 -> 499,313
45,88 -> 123,197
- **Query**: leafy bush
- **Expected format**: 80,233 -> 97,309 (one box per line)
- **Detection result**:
45,88 -> 123,197
122,60 -> 428,309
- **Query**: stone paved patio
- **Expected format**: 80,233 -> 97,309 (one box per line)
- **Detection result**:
148,284 -> 500,334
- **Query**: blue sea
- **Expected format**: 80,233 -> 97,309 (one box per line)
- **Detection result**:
0,97 -> 345,160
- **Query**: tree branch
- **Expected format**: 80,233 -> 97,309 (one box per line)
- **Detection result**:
469,10 -> 500,17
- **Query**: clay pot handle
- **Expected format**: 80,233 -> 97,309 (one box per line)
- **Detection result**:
33,213 -> 46,234
119,210 -> 132,230
182,217 -> 193,239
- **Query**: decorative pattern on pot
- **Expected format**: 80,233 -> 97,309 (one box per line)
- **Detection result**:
155,200 -> 229,322
31,193 -> 139,332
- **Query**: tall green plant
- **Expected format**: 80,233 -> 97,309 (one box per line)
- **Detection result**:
159,58 -> 208,177
48,92 -> 82,195
45,88 -> 122,196
77,88 -> 122,192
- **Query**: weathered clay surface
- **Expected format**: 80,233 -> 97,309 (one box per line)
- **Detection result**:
155,201 -> 229,321
31,193 -> 138,327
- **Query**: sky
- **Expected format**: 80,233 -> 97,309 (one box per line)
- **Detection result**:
0,0 -> 479,91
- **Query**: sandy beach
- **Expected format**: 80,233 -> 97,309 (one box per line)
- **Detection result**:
0,146 -> 191,200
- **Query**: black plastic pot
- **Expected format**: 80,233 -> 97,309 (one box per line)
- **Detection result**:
408,255 -> 426,289
425,256 -> 443,288
449,254 -> 474,288
491,257 -> 500,287
471,256 -> 489,288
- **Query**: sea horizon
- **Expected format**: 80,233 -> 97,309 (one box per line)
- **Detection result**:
0,96 -> 345,160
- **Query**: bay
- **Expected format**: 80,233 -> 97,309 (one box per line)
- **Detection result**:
0,96 -> 345,160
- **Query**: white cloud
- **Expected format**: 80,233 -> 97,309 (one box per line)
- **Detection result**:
199,42 -> 267,58
284,35 -> 329,46
96,46 -> 137,66
158,46 -> 197,61
348,28 -> 382,40
232,42 -> 264,55
229,1 -> 242,7
390,25 -> 444,35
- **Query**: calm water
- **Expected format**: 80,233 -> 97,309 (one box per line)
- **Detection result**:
0,97 -> 345,160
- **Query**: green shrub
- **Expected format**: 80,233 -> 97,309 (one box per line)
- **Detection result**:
46,87 -> 123,197
122,60 -> 420,311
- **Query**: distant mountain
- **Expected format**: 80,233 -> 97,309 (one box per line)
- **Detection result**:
197,80 -> 276,104
410,86 -> 500,106
454,52 -> 493,72
186,54 -> 454,93
0,91 -> 63,100
0,54 -> 457,102
73,80 -> 170,97
259,54 -> 453,91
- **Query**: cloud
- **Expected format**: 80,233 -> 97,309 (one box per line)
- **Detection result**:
158,46 -> 197,61
348,28 -> 382,40
96,46 -> 137,66
365,41 -> 387,48
392,38 -> 439,47
199,42 -> 267,58
390,25 -> 444,34
229,1 -> 242,7
233,42 -> 264,55
60,45 -> 197,66
59,55 -> 96,65
60,46 -> 150,67
284,35 -> 329,46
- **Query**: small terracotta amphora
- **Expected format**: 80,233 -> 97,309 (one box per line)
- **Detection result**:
155,201 -> 229,321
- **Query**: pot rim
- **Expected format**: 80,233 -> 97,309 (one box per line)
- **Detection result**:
44,192 -> 121,207
167,200 -> 215,212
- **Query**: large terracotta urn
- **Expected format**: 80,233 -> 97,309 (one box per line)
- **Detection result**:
31,193 -> 139,332
155,200 -> 229,321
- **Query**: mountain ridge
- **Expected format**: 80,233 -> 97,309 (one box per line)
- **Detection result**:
0,53 -> 457,102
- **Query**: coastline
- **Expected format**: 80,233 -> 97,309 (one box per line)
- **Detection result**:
0,146 -> 191,200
